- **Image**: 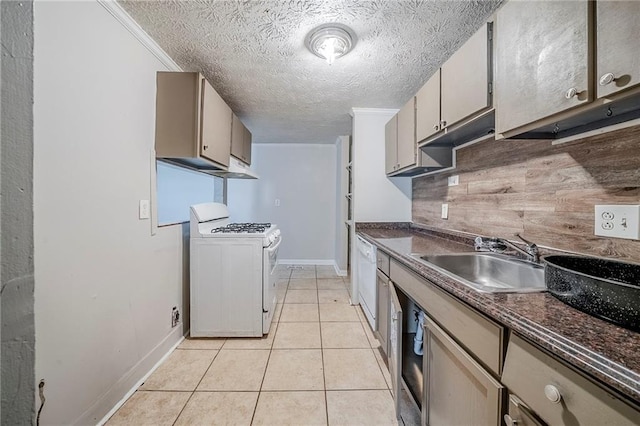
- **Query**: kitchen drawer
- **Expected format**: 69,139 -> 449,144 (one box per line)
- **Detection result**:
505,394 -> 545,426
502,334 -> 640,426
389,259 -> 504,376
376,250 -> 390,276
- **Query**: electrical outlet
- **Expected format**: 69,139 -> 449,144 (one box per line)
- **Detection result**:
275,199 -> 281,207
441,203 -> 449,219
139,200 -> 150,219
595,205 -> 640,240
447,175 -> 459,186
171,307 -> 180,328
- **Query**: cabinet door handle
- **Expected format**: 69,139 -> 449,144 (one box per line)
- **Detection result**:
503,414 -> 519,426
203,145 -> 209,150
433,124 -> 439,131
564,87 -> 581,99
599,72 -> 616,86
440,120 -> 447,128
544,384 -> 562,404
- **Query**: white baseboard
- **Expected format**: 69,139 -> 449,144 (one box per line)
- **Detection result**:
278,259 -> 349,277
81,326 -> 185,426
278,259 -> 335,266
333,261 -> 348,277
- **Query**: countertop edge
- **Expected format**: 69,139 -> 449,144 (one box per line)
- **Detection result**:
356,227 -> 640,405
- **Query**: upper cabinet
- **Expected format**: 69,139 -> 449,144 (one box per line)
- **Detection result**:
495,0 -> 591,136
440,22 -> 492,131
242,125 -> 252,165
397,98 -> 417,170
155,72 -> 232,171
385,114 -> 399,174
416,23 -> 493,145
385,97 -> 416,174
596,1 -> 640,98
416,69 -> 441,142
495,0 -> 640,139
231,114 -> 252,165
386,21 -> 492,177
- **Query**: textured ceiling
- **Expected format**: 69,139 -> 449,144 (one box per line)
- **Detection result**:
119,0 -> 502,144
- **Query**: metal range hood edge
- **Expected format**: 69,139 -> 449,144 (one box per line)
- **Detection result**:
211,156 -> 259,179
157,156 -> 259,179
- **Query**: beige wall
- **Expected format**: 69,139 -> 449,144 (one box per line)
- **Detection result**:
413,125 -> 640,262
34,2 -> 187,424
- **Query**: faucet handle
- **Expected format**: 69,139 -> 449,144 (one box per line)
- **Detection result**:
515,233 -> 534,247
515,233 -> 540,262
474,236 -> 485,250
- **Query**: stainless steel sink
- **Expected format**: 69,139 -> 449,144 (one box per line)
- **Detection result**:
414,253 -> 546,293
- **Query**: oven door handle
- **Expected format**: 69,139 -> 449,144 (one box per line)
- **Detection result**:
266,236 -> 282,253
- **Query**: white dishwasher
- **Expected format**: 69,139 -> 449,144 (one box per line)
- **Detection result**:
357,235 -> 377,329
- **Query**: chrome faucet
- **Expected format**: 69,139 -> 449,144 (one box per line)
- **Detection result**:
475,233 -> 540,263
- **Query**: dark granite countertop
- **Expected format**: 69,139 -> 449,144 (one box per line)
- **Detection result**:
356,223 -> 640,405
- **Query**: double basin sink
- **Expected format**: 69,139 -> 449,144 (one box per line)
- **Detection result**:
412,251 -> 640,332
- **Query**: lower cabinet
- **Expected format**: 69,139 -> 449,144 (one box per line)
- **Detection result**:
370,254 -> 640,426
374,270 -> 389,357
389,282 -> 404,421
505,394 -> 545,426
502,334 -> 640,426
422,316 -> 505,426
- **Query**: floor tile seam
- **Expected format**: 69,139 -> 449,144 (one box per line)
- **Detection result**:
317,282 -> 330,426
191,389 -> 261,393
250,335 -> 276,425
324,389 -> 393,393
270,347 -> 322,350
190,347 -> 222,393
140,348 -> 221,393
356,316 -> 379,349
169,390 -> 196,426
322,345 -> 372,349
256,389 -> 326,393
175,347 -> 225,351
325,386 -> 390,391
371,346 -> 392,390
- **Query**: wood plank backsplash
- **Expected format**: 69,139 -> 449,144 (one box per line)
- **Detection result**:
412,124 -> 640,262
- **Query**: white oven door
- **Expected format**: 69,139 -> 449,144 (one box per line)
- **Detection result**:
262,235 -> 282,333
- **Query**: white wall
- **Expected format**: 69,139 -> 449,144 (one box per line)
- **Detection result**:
351,108 -> 412,222
156,161 -> 223,225
228,143 -> 338,263
350,108 -> 412,301
334,136 -> 350,273
34,2 -> 187,424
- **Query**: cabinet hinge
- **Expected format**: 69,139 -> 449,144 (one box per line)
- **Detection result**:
487,22 -> 493,42
488,82 -> 493,95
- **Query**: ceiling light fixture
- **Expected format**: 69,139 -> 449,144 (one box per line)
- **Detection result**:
306,24 -> 356,65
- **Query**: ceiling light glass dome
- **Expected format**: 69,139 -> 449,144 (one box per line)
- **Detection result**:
306,24 -> 356,65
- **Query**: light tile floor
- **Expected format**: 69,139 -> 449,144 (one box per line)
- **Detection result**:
106,265 -> 402,426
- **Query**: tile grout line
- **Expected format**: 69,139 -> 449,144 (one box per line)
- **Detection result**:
170,348 -> 221,426
249,271 -> 290,425
316,271 -> 331,426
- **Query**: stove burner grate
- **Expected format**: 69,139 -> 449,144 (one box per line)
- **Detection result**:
211,223 -> 272,234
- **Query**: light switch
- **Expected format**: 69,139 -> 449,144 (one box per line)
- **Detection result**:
275,199 -> 281,207
139,199 -> 150,219
441,203 -> 449,219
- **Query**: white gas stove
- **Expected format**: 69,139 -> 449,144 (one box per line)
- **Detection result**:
189,202 -> 282,337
